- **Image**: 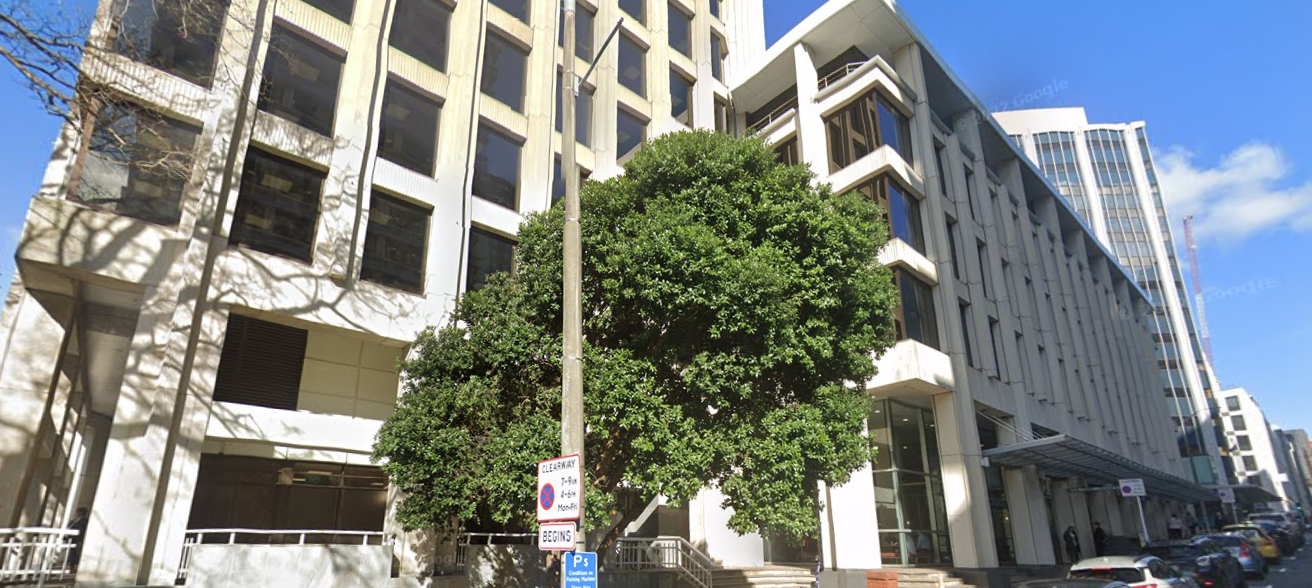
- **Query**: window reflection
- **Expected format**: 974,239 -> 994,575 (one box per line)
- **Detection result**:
111,0 -> 228,87
230,149 -> 324,262
467,227 -> 515,290
390,0 -> 452,72
259,26 -> 344,136
473,124 -> 522,209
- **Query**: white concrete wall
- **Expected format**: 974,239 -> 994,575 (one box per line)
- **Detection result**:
188,544 -> 391,588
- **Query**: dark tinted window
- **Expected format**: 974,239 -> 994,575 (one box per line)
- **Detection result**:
709,0 -> 720,19
774,138 -> 799,166
1231,415 -> 1247,431
823,89 -> 914,172
390,0 -> 451,72
619,0 -> 645,25
555,74 -> 593,148
1143,545 -> 1202,560
1237,435 -> 1252,451
473,124 -> 521,209
111,0 -> 228,86
72,100 -> 200,226
481,33 -> 528,112
361,191 -> 430,293
558,4 -> 595,61
490,0 -> 528,21
617,109 -> 646,159
618,34 -> 646,97
305,0 -> 354,21
551,158 -> 589,205
710,33 -> 724,82
1069,568 -> 1145,583
714,98 -> 731,134
213,314 -> 307,411
895,269 -> 938,349
467,227 -> 514,290
668,3 -> 692,57
378,80 -> 440,176
259,27 -> 343,135
670,69 -> 693,125
230,149 -> 323,262
856,176 -> 924,253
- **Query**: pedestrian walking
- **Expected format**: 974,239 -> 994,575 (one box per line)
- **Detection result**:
1168,514 -> 1184,540
1092,521 -> 1108,557
1063,525 -> 1081,564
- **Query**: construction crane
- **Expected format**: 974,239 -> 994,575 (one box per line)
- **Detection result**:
1182,215 -> 1214,365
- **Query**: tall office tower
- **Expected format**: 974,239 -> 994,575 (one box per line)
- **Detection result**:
995,108 -> 1224,487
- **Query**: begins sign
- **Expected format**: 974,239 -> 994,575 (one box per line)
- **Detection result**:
538,454 -> 582,522
538,522 -> 577,551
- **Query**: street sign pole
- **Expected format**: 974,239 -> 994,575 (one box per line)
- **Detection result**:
1136,496 -> 1150,544
560,0 -> 585,562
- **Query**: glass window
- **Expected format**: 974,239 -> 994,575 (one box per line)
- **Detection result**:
959,303 -> 975,367
390,0 -> 451,72
945,217 -> 962,280
670,68 -> 693,125
555,74 -> 593,148
558,3 -> 595,61
1242,456 -> 1257,471
774,138 -> 799,166
551,158 -> 590,205
964,167 -> 979,221
823,90 -> 913,172
618,33 -> 646,98
490,0 -> 528,21
896,270 -> 939,349
71,100 -> 200,226
305,0 -> 354,21
110,0 -> 228,86
710,33 -> 725,82
989,318 -> 1002,378
856,176 -> 923,253
619,0 -> 645,25
714,98 -> 732,134
1225,396 -> 1241,411
934,145 -> 949,196
360,191 -> 429,293
668,3 -> 692,57
1237,435 -> 1252,451
977,241 -> 990,296
709,0 -> 721,19
467,227 -> 514,290
259,26 -> 344,136
1231,415 -> 1247,431
378,80 -> 440,176
473,124 -> 521,209
481,33 -> 528,112
617,108 -> 646,159
230,149 -> 324,262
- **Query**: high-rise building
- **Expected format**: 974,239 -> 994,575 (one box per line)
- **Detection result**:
0,0 -> 1214,584
995,108 -> 1225,487
1216,388 -> 1310,512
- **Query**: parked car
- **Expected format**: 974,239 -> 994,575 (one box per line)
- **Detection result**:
1206,534 -> 1267,580
1247,520 -> 1295,555
1247,512 -> 1305,545
1140,538 -> 1245,588
1069,555 -> 1201,588
1019,579 -> 1133,588
1221,525 -> 1281,563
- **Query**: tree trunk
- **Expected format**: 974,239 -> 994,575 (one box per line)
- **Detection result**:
594,499 -> 645,568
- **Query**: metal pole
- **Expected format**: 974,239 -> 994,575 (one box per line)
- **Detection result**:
1136,496 -> 1150,545
560,0 -> 586,561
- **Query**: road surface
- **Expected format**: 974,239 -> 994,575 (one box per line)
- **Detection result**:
1254,537 -> 1310,588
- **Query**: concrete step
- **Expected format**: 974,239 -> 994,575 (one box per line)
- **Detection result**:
711,566 -> 815,588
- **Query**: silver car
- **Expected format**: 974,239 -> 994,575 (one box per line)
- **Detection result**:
1019,580 -> 1133,588
1069,555 -> 1201,588
1210,533 -> 1268,580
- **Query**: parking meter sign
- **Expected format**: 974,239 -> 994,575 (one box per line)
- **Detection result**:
564,551 -> 597,588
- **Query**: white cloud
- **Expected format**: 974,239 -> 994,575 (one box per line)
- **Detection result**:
1156,142 -> 1312,242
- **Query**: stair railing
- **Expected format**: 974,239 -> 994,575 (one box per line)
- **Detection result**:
613,536 -> 715,588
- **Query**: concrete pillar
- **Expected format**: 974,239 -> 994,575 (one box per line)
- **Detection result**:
933,393 -> 998,569
818,420 -> 880,570
0,283 -> 76,527
1003,466 -> 1055,565
791,43 -> 825,174
690,487 -> 764,568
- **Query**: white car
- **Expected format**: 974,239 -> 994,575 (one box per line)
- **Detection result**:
1247,511 -> 1305,539
1069,555 -> 1201,588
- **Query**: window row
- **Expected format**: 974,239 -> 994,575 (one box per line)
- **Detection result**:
823,88 -> 914,173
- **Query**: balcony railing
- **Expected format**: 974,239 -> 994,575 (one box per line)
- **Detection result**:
746,97 -> 798,134
0,527 -> 79,587
177,528 -> 390,584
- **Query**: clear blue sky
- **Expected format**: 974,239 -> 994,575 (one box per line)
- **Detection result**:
763,0 -> 1312,433
0,1 -> 1306,431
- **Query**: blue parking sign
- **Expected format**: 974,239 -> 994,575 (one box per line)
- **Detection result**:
563,551 -> 597,588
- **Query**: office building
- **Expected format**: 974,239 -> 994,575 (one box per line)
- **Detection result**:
0,0 -> 1212,584
1215,388 -> 1310,513
995,107 -> 1226,488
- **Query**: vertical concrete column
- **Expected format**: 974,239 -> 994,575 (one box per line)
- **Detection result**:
818,419 -> 880,571
1003,466 -> 1055,565
689,487 -> 765,568
590,0 -> 620,177
1051,480 -> 1079,562
0,283 -> 75,526
519,0 -> 561,213
791,43 -> 825,174
933,393 -> 998,569
1069,488 -> 1094,560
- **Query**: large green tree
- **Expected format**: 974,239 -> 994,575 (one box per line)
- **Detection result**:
373,130 -> 899,558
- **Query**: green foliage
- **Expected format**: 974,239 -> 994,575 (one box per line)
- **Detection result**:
373,130 -> 898,544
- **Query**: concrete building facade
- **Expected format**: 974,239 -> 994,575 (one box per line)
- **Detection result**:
1215,388 -> 1311,513
994,107 -> 1226,488
0,0 -> 1212,584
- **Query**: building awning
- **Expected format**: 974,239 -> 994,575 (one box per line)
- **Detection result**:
1211,484 -> 1282,505
981,434 -> 1217,503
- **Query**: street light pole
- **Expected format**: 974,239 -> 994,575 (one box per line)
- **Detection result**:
559,0 -> 585,558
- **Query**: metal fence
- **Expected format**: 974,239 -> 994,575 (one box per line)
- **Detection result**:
0,527 -> 79,587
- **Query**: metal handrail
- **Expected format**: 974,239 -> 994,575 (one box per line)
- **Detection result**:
746,98 -> 798,133
817,61 -> 867,90
0,527 -> 79,587
177,528 -> 391,583
613,536 -> 716,588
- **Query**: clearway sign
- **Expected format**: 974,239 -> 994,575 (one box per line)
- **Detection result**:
538,454 -> 582,522
1118,478 -> 1146,497
538,522 -> 577,551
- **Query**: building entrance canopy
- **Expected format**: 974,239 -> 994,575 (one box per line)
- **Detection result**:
981,434 -> 1216,503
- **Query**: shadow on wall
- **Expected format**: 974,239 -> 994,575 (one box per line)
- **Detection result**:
188,543 -> 389,588
466,545 -> 551,588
